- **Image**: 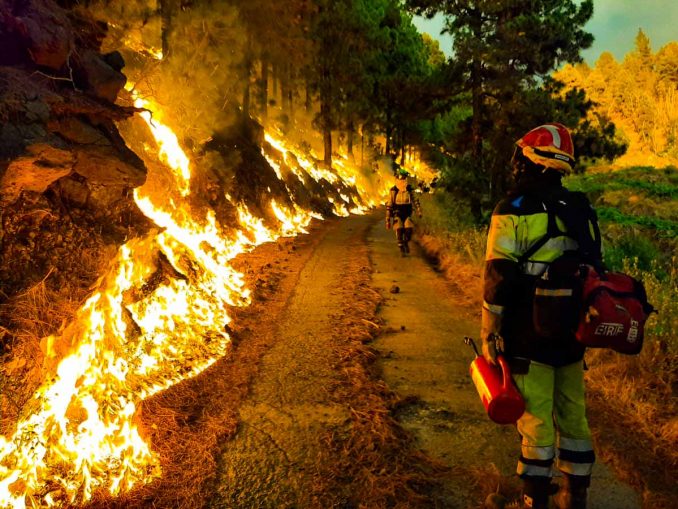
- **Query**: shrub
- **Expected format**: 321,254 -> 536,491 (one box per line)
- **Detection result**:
603,232 -> 663,274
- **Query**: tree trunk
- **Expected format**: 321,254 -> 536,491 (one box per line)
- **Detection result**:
272,63 -> 279,104
324,128 -> 332,168
281,64 -> 290,117
242,35 -> 252,118
288,81 -> 295,125
470,10 -> 487,198
471,59 -> 482,163
260,57 -> 269,121
347,120 -> 354,159
385,109 -> 392,156
305,80 -> 312,112
159,0 -> 173,59
320,88 -> 332,168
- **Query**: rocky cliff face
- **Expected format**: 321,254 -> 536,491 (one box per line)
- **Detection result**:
0,0 -> 150,355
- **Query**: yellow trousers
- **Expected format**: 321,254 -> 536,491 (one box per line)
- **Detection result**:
512,360 -> 595,479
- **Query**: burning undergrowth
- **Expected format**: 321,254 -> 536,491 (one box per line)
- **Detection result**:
80,235 -> 309,509
0,70 -> 390,509
0,1 -> 398,505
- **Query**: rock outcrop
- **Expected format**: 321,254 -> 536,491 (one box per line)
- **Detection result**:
0,0 -> 151,351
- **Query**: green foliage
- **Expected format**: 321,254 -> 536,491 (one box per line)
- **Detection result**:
406,0 -> 596,201
566,166 -> 678,198
417,192 -> 487,265
596,208 -> 677,237
622,258 -> 678,359
370,5 -> 451,158
306,0 -> 441,162
603,233 -> 664,273
565,167 -> 678,285
421,33 -> 446,68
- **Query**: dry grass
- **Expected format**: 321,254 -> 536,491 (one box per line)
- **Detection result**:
417,232 -> 483,309
464,463 -> 522,506
311,232 -> 450,508
414,192 -> 485,309
0,266 -> 97,434
586,349 -> 678,509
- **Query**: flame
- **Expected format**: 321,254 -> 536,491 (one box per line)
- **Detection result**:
0,85 -> 396,507
0,93 -> 328,507
263,131 -> 393,216
270,200 -> 313,236
133,96 -> 191,196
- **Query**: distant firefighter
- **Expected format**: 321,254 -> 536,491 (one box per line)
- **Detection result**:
385,170 -> 422,256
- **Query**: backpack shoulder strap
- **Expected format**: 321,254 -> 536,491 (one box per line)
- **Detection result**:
553,190 -> 602,264
516,189 -> 602,267
517,203 -> 560,265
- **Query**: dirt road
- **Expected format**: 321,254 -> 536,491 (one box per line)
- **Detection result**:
203,212 -> 642,508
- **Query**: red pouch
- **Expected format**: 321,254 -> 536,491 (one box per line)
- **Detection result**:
576,266 -> 654,355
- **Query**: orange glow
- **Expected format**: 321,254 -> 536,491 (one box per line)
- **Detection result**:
0,88 -> 395,507
0,95 -> 325,508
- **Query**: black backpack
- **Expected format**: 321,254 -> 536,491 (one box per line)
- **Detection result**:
517,190 -> 602,339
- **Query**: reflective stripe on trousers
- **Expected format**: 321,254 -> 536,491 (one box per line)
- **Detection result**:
512,360 -> 594,478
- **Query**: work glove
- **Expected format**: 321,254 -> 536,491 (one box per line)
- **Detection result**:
480,305 -> 504,366
385,218 -> 392,230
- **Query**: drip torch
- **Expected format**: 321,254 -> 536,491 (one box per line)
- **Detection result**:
464,336 -> 525,425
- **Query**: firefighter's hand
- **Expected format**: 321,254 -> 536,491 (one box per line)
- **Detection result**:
481,334 -> 501,366
385,219 -> 392,230
481,306 -> 503,366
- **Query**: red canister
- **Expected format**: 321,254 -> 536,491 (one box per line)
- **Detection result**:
469,353 -> 525,425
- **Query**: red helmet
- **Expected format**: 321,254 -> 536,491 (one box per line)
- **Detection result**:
515,123 -> 575,174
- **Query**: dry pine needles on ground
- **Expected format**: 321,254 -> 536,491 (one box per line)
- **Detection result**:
311,230 -> 451,508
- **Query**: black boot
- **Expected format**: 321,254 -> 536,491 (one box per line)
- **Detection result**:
504,476 -> 554,509
485,477 -> 554,509
396,229 -> 406,256
553,473 -> 589,509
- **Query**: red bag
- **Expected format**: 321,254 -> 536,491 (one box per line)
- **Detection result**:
576,266 -> 654,354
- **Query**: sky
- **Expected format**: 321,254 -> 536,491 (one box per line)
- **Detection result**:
413,1 -> 678,65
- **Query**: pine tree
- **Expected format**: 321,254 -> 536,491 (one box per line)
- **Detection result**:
407,0 -> 594,200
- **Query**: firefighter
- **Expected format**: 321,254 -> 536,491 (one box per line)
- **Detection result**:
482,124 -> 602,509
386,169 -> 422,256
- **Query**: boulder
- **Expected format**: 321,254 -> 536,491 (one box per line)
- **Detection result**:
1,0 -> 73,70
102,50 -> 125,72
57,145 -> 146,211
0,144 -> 74,204
0,67 -> 145,217
73,49 -> 127,103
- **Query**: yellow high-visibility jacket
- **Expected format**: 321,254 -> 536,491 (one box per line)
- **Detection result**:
483,185 -> 601,367
386,185 -> 421,222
